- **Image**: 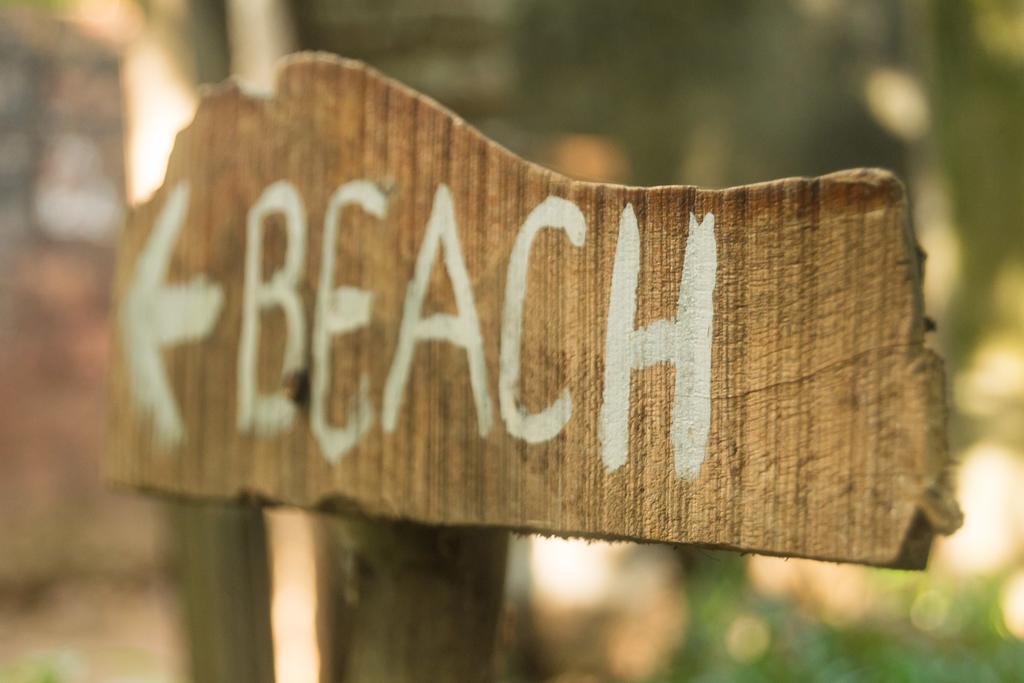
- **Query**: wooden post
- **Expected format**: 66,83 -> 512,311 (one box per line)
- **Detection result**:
317,518 -> 508,683
171,501 -> 276,683
315,516 -> 356,682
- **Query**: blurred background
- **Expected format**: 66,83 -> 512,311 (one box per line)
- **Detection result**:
1,0 -> 1023,681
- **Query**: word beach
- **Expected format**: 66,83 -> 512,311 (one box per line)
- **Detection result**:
129,177 -> 717,477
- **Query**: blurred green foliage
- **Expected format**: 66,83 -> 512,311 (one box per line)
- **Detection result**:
0,651 -> 80,683
925,0 -> 1024,369
513,0 -> 906,187
0,0 -> 69,9
665,555 -> 1024,682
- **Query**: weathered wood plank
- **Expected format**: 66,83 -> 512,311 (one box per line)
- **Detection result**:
106,54 -> 959,569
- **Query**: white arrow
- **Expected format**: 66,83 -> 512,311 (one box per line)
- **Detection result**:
121,181 -> 224,449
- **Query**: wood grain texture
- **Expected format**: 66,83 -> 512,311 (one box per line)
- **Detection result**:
106,54 -> 960,569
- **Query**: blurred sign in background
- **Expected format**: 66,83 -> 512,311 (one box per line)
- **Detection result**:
1,1 -> 1023,682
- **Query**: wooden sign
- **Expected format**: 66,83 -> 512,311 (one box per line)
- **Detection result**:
107,54 -> 960,569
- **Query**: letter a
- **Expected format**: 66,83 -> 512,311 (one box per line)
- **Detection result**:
382,184 -> 493,436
